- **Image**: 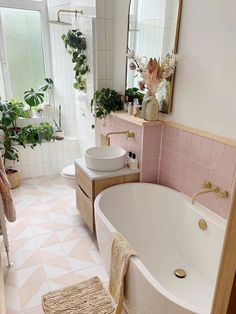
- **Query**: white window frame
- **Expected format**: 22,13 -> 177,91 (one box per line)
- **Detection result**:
0,0 -> 52,99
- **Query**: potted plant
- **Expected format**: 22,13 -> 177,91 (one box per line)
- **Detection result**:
90,88 -> 123,128
62,30 -> 89,91
0,98 -> 54,188
125,87 -> 144,104
24,88 -> 44,118
53,105 -> 64,140
0,98 -> 27,188
38,78 -> 54,117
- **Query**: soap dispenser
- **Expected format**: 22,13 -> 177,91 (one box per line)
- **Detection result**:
129,153 -> 138,170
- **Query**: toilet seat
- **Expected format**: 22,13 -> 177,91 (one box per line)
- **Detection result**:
61,164 -> 75,179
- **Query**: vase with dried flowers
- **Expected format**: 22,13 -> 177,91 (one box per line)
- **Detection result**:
127,51 -> 177,121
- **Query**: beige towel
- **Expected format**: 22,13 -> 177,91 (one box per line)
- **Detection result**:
0,156 -> 16,222
109,233 -> 136,314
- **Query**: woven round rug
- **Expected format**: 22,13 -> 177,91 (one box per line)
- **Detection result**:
42,276 -> 114,314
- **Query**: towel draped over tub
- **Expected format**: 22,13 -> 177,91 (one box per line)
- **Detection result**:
109,232 -> 136,314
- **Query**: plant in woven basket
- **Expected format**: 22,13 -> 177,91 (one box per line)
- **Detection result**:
62,29 -> 89,91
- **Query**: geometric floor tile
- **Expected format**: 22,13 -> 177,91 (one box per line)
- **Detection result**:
3,175 -> 108,314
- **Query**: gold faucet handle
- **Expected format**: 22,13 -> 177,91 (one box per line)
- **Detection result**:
202,180 -> 212,189
217,190 -> 230,198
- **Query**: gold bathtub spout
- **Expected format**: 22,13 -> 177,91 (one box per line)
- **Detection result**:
191,186 -> 219,204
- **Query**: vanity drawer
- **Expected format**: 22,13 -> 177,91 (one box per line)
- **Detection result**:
124,173 -> 140,183
75,164 -> 93,198
76,184 -> 94,233
94,175 -> 124,198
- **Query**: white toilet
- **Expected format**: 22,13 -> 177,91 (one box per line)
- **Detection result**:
61,164 -> 75,188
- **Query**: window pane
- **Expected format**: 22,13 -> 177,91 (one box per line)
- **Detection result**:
1,8 -> 45,99
0,62 -> 5,100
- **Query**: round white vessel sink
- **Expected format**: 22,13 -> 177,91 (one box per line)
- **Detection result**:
85,146 -> 126,171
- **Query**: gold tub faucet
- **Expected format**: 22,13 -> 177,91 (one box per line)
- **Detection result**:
191,180 -> 230,204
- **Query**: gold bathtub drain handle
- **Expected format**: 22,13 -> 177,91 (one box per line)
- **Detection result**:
174,269 -> 187,279
198,219 -> 207,231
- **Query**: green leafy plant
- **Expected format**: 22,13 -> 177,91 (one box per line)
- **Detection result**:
62,29 -> 89,91
0,98 -> 54,170
38,78 -> 54,105
18,123 -> 54,148
125,87 -> 144,104
24,78 -> 54,110
24,88 -> 44,108
90,88 -> 123,128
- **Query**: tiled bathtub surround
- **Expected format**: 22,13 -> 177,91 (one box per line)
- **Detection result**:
160,125 -> 236,218
96,115 -> 235,218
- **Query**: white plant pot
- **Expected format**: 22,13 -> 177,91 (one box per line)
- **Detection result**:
54,130 -> 64,140
43,105 -> 54,117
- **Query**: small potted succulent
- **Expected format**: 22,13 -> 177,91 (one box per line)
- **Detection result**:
53,105 -> 64,140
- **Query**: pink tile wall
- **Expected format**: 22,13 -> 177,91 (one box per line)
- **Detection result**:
159,125 -> 236,218
96,116 -> 163,183
96,116 -> 143,164
141,125 -> 162,183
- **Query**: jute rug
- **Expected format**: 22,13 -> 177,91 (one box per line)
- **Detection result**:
42,276 -> 114,314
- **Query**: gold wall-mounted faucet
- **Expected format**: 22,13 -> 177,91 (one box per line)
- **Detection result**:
191,181 -> 230,204
101,130 -> 135,146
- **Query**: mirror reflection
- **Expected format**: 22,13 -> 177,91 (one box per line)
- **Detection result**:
126,0 -> 182,114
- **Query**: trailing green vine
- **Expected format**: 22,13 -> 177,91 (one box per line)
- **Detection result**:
62,29 -> 89,91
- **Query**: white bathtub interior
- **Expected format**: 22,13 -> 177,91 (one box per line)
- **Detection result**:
95,183 -> 226,314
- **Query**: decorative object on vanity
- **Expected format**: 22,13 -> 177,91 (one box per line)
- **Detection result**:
53,105 -> 64,140
90,88 -> 123,128
126,0 -> 182,114
62,29 -> 89,91
127,51 -> 177,121
38,78 -> 54,117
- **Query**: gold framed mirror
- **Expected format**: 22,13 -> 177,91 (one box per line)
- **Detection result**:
126,0 -> 183,114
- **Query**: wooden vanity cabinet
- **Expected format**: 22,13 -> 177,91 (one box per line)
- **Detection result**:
75,162 -> 140,234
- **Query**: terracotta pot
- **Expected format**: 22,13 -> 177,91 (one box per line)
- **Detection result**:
6,170 -> 20,189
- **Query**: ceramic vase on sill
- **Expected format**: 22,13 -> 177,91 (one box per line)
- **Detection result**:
141,92 -> 159,121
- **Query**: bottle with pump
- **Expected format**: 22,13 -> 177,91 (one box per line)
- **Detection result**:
127,151 -> 133,167
129,153 -> 138,170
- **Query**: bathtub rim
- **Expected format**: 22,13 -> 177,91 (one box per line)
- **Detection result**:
94,182 -> 226,314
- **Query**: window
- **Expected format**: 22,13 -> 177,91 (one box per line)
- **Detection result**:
0,0 -> 52,100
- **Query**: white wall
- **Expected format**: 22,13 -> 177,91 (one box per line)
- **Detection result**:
161,0 -> 236,140
113,0 -> 236,140
113,0 -> 130,93
48,0 -> 96,154
95,0 -> 115,90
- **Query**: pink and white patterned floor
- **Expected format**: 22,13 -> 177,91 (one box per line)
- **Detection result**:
4,175 -> 108,314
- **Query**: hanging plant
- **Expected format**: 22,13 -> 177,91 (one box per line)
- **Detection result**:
62,29 -> 89,91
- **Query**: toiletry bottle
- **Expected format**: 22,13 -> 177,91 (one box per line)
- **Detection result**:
123,96 -> 129,112
133,98 -> 140,117
128,102 -> 133,115
130,153 -> 138,170
127,151 -> 133,167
